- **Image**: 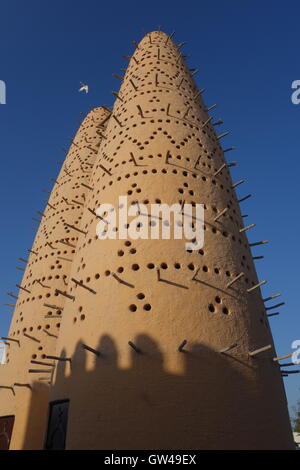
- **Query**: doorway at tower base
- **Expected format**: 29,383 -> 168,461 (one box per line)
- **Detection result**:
0,415 -> 14,450
44,400 -> 69,450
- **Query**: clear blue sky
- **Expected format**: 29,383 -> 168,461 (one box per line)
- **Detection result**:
0,0 -> 299,414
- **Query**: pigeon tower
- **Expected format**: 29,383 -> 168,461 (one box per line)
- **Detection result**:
0,31 -> 294,450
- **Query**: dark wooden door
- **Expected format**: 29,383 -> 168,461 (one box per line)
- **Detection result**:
45,400 -> 69,450
0,416 -> 15,450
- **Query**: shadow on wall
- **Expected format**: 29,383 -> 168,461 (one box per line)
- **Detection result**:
21,382 -> 49,450
22,334 -> 293,450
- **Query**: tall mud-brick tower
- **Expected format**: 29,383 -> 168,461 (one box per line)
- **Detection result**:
0,31 -> 294,450
0,106 -> 110,449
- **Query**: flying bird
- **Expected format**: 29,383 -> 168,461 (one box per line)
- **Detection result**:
79,82 -> 89,94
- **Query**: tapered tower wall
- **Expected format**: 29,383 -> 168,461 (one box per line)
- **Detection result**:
47,32 -> 293,449
0,106 -> 110,449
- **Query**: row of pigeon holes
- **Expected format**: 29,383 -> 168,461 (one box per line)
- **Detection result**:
8,321 -> 61,344
12,254 -> 74,313
49,173 -> 92,197
23,258 -> 64,280
74,189 -> 250,264
68,261 -> 256,294
87,191 -> 243,234
106,72 -> 216,143
58,151 -> 96,174
26,246 -> 76,271
5,339 -> 57,365
107,153 -> 226,179
103,115 -> 217,147
46,218 -> 82,239
91,167 -> 237,215
57,112 -> 105,171
88,189 -> 242,233
65,144 -> 99,169
126,41 -> 189,79
122,67 -> 197,107
100,119 -> 222,162
97,130 -> 224,171
23,269 -> 70,289
84,135 -> 239,230
99,139 -> 222,173
10,256 -> 258,354
78,110 -> 108,131
73,234 -> 253,275
64,120 -> 102,159
142,67 -> 182,82
23,238 -> 77,289
120,67 -> 201,107
56,163 -> 94,182
91,187 -> 237,236
106,111 -> 216,148
92,157 -> 231,191
124,61 -> 195,100
136,66 -> 181,84
136,40 -> 179,57
93,206 -> 250,254
8,294 -> 64,344
70,126 -> 100,145
9,297 -> 66,358
118,84 -> 201,111
36,185 -> 88,242
47,167 -> 93,203
30,237 -> 78,261
125,56 -> 186,80
137,50 -> 181,66
51,191 -> 87,209
37,211 -> 82,241
113,89 -> 204,128
50,191 -> 87,213
55,146 -> 99,182
16,274 -> 70,306
67,139 -> 100,158
81,205 -> 250,271
121,60 -> 189,92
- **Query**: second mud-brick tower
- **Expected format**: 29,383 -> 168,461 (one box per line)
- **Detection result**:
0,106 -> 110,449
0,31 -> 294,450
